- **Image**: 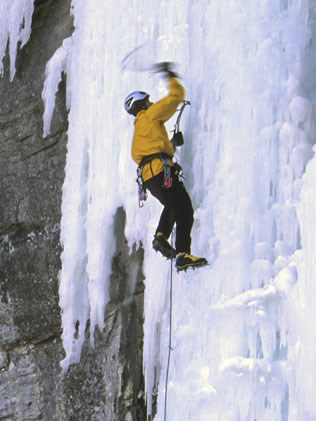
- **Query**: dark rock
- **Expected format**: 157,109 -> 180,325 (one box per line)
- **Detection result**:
0,1 -> 146,420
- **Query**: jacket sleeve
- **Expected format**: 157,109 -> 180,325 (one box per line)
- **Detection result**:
145,77 -> 185,123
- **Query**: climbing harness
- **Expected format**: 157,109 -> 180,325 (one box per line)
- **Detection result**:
136,156 -> 185,207
136,153 -> 173,207
164,231 -> 174,421
170,100 -> 191,148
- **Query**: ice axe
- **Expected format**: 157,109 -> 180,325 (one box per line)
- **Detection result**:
120,42 -> 180,77
121,44 -> 189,146
171,100 -> 191,148
120,42 -> 154,73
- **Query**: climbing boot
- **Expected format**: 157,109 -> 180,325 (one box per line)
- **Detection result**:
176,253 -> 208,272
152,232 -> 177,259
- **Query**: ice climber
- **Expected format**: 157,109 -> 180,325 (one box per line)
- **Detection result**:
124,63 -> 207,271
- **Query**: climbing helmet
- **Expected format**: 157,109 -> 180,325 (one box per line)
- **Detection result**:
124,91 -> 149,115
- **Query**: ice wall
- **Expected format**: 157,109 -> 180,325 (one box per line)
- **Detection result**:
40,0 -> 316,420
42,0 -> 139,370
0,0 -> 34,80
155,1 -> 316,421
42,0 -> 192,372
138,0 -> 316,420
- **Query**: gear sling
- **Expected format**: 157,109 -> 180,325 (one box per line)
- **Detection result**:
136,153 -> 173,207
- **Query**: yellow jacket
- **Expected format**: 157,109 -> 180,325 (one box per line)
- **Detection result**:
131,77 -> 185,181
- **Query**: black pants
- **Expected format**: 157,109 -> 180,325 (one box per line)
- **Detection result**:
144,167 -> 194,254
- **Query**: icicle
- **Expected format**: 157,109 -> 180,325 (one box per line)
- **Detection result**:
42,37 -> 72,137
43,0 -> 135,371
0,0 -> 35,80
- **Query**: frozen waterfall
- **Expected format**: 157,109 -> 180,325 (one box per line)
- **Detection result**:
3,0 -> 316,419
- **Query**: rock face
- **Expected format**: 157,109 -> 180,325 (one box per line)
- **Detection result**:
0,1 -> 146,420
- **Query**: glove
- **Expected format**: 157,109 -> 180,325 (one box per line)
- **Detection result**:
151,62 -> 180,79
171,131 -> 184,148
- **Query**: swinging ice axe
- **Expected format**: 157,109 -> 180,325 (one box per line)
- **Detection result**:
120,42 -> 154,73
120,42 -> 181,76
121,45 -> 190,147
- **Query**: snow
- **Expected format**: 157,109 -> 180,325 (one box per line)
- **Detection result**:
4,0 -> 316,419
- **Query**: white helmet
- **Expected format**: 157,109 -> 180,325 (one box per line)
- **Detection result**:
124,91 -> 149,115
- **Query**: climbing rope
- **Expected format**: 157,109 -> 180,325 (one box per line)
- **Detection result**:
163,231 -> 174,421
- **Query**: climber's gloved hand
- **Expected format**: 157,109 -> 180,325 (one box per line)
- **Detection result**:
171,131 -> 184,148
151,62 -> 180,79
